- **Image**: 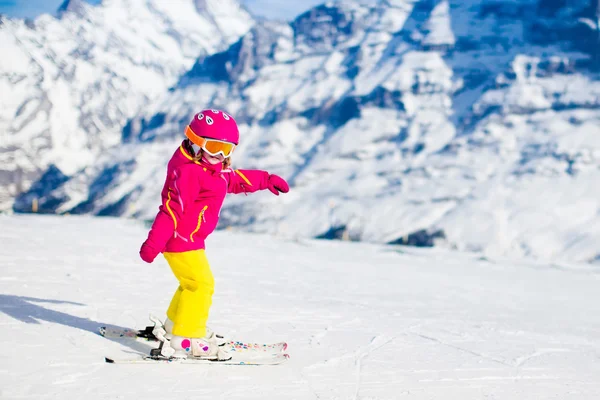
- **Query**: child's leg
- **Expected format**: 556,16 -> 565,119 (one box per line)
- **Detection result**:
166,286 -> 183,323
163,250 -> 214,338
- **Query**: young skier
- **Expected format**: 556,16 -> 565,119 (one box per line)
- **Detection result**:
138,109 -> 289,360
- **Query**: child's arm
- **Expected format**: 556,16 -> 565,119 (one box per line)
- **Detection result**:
139,166 -> 201,263
225,169 -> 289,196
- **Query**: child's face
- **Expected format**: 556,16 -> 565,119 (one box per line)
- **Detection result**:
202,151 -> 225,165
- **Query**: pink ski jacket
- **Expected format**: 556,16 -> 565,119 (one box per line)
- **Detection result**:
141,141 -> 273,258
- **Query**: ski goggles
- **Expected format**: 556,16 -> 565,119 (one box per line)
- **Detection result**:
186,126 -> 236,158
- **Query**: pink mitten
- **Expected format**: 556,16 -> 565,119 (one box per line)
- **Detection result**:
139,241 -> 159,263
267,174 -> 289,196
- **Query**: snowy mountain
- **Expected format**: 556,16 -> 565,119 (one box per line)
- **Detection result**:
8,0 -> 600,264
2,214 -> 600,398
0,0 -> 254,208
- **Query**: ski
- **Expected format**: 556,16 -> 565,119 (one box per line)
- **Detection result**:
98,325 -> 288,354
222,340 -> 288,355
104,353 -> 289,365
99,326 -> 156,340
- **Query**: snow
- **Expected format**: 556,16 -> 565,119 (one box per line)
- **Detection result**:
1,214 -> 599,399
422,1 -> 455,47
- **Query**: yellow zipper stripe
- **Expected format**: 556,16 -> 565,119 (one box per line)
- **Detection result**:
179,145 -> 193,160
235,170 -> 252,186
190,205 -> 209,242
166,190 -> 177,229
179,144 -> 203,165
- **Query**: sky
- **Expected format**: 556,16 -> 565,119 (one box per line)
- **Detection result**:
0,0 -> 325,20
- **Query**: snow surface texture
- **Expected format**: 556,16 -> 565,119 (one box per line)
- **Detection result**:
4,0 -> 600,264
1,214 -> 599,399
0,0 -> 253,206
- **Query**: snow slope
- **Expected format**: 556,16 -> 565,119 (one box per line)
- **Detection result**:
1,214 -> 599,399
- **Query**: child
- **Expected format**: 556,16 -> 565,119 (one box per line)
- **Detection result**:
139,109 -> 289,360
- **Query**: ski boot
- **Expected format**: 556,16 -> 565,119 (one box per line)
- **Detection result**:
160,316 -> 227,346
149,316 -> 230,360
168,332 -> 230,360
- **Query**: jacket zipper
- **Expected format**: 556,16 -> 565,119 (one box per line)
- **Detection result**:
190,205 -> 209,243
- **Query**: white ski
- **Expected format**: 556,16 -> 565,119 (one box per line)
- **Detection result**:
98,325 -> 288,354
105,353 -> 289,365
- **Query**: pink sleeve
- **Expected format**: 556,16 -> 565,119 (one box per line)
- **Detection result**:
226,169 -> 270,194
143,166 -> 201,252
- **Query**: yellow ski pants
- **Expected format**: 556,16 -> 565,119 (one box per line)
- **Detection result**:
163,250 -> 214,338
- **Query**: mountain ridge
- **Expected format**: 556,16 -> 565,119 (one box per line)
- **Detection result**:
0,0 -> 254,208
5,0 -> 600,263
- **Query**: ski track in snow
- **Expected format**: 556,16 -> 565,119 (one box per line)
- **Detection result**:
1,214 -> 599,399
